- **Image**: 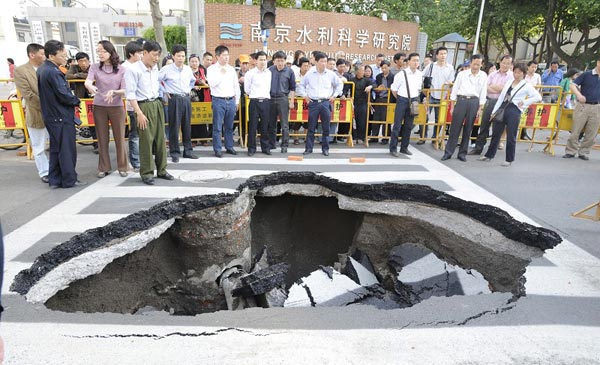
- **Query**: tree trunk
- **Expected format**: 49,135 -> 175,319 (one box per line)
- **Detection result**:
498,25 -> 513,55
149,0 -> 168,57
511,21 -> 518,59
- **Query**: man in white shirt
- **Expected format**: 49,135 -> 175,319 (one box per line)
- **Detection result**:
121,40 -> 143,171
244,51 -> 272,156
442,54 -> 487,162
417,47 -> 455,147
300,51 -> 343,156
390,52 -> 423,156
207,45 -> 241,158
159,44 -> 197,162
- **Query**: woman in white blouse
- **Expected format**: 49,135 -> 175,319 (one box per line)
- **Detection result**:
478,63 -> 542,166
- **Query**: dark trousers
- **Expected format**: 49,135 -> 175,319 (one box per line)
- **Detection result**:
127,110 -> 140,169
305,100 -> 331,152
248,99 -> 271,152
484,103 -> 521,162
444,97 -> 479,158
270,97 -> 290,148
212,97 -> 236,152
354,103 -> 368,141
167,95 -> 193,158
390,97 -> 416,152
473,98 -> 497,152
46,118 -> 77,188
139,100 -> 167,178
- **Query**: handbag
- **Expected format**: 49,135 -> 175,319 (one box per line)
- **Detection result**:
403,70 -> 419,116
490,82 -> 526,123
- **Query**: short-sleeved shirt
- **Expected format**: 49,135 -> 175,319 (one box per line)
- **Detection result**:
87,63 -> 126,107
573,68 -> 600,103
125,60 -> 160,102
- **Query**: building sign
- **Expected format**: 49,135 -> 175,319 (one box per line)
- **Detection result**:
78,22 -> 92,61
113,22 -> 144,28
124,27 -> 137,36
220,23 -> 243,40
205,4 -> 419,63
31,21 -> 45,45
89,22 -> 102,63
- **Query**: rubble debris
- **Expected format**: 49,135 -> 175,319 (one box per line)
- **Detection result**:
284,267 -> 370,308
344,249 -> 379,286
232,263 -> 290,297
391,243 -> 491,306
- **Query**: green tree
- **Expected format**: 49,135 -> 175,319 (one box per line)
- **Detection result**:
143,25 -> 187,54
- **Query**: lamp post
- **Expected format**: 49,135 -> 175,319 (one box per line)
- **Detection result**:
473,0 -> 485,54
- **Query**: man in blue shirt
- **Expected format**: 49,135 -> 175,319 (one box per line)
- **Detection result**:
541,61 -> 563,103
159,44 -> 198,162
300,51 -> 343,156
564,58 -> 600,160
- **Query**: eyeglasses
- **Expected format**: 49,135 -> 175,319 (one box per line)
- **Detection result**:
96,49 -> 108,54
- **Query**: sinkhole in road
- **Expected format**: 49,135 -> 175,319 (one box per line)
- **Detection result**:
12,172 -> 561,316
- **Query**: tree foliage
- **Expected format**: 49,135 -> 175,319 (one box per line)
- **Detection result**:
142,25 -> 187,55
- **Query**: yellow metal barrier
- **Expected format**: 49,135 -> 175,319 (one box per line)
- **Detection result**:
0,98 -> 30,151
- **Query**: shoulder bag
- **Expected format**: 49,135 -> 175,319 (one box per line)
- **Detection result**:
404,70 -> 420,116
490,82 -> 526,123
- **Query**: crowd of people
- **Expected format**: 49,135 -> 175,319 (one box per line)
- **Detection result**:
8,38 -> 600,186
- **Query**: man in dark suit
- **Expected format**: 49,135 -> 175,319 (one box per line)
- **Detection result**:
38,40 -> 85,189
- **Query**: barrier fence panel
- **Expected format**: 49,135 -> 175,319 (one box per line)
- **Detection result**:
413,87 -> 452,148
365,90 -> 394,147
191,100 -> 244,147
0,98 -> 29,150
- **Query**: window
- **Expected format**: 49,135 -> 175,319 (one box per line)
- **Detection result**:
64,22 -> 76,32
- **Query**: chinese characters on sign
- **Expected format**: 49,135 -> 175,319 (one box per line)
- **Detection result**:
31,21 -> 45,45
89,22 -> 102,63
249,23 -> 412,51
78,22 -> 93,62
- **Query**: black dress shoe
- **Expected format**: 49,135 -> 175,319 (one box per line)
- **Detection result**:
142,177 -> 155,185
457,155 -> 467,162
303,150 -> 312,155
467,149 -> 482,155
171,156 -> 179,163
248,150 -> 255,156
157,172 -> 175,180
416,140 -> 426,145
400,148 -> 412,155
183,153 -> 199,159
262,150 -> 272,155
579,154 -> 590,161
281,147 -> 287,153
226,149 -> 237,155
441,154 -> 451,161
215,151 -> 223,158
322,150 -> 329,156
41,175 -> 49,183
563,153 -> 575,159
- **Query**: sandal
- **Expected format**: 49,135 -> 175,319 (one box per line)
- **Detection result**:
119,171 -> 128,177
97,171 -> 108,178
